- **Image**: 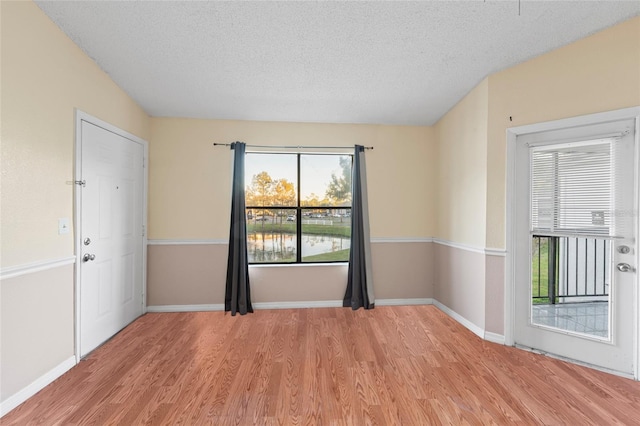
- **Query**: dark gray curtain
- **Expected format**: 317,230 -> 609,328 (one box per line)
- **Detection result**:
344,145 -> 375,310
225,142 -> 253,315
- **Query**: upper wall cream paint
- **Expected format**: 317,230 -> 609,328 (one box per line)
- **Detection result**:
485,16 -> 640,249
0,1 -> 150,267
434,79 -> 489,247
148,118 -> 435,239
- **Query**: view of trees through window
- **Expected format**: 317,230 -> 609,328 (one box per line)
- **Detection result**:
245,153 -> 352,263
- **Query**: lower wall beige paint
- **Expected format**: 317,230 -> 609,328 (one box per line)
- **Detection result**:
370,242 -> 433,300
433,243 -> 485,331
147,241 -> 433,306
147,244 -> 228,306
250,264 -> 349,302
1,264 -> 74,401
484,255 -> 505,335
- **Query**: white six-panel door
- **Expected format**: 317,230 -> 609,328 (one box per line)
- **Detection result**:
79,119 -> 144,357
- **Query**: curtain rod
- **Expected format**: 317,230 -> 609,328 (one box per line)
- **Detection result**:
213,142 -> 373,150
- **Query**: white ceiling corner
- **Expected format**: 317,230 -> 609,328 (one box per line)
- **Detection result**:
35,1 -> 640,126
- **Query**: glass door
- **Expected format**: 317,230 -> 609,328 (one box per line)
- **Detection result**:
514,118 -> 637,376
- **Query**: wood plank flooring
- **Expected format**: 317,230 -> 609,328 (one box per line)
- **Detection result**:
3,305 -> 640,425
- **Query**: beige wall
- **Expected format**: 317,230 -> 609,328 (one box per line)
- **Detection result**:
149,118 -> 435,240
432,16 -> 640,334
370,242 -> 433,300
147,118 -> 436,306
434,79 -> 489,248
480,15 -> 639,333
3,2 -> 638,410
251,242 -> 434,302
147,244 -> 227,305
1,1 -> 150,268
1,1 -> 150,405
484,255 -> 505,335
431,78 -> 490,331
1,265 -> 74,401
433,16 -> 640,250
433,244 -> 485,329
486,16 -> 640,249
147,242 -> 434,307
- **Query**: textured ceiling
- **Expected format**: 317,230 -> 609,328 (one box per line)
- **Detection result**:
35,1 -> 640,126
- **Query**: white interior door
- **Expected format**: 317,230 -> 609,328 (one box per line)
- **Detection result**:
79,120 -> 144,357
514,118 -> 638,376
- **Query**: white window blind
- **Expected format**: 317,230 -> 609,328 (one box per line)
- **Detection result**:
530,138 -> 617,238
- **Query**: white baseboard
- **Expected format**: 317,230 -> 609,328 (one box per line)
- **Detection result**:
376,298 -> 434,306
253,300 -> 343,309
255,298 -> 434,309
484,331 -> 506,345
147,302 -> 344,312
146,304 -> 225,312
432,300 -> 485,339
148,298 -> 435,312
1,356 -> 76,418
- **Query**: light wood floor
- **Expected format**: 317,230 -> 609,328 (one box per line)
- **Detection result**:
4,305 -> 640,425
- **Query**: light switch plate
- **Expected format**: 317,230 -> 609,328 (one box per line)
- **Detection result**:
58,218 -> 70,235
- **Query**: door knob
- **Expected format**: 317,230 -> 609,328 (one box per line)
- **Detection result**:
616,263 -> 634,272
83,253 -> 96,262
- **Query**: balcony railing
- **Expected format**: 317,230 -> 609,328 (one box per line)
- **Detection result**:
532,236 -> 610,304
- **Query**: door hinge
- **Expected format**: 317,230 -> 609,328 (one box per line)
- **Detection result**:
143,157 -> 146,168
142,225 -> 146,237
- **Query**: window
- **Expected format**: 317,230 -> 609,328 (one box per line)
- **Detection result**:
245,153 -> 352,264
531,138 -> 615,237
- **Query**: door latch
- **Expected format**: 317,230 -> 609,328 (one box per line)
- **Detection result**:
616,263 -> 634,273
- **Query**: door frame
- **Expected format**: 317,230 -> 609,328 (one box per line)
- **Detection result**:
73,110 -> 148,363
505,106 -> 640,380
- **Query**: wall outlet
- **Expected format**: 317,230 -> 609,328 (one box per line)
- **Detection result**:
58,218 -> 70,235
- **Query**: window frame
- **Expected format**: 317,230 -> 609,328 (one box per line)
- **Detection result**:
245,152 -> 353,265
